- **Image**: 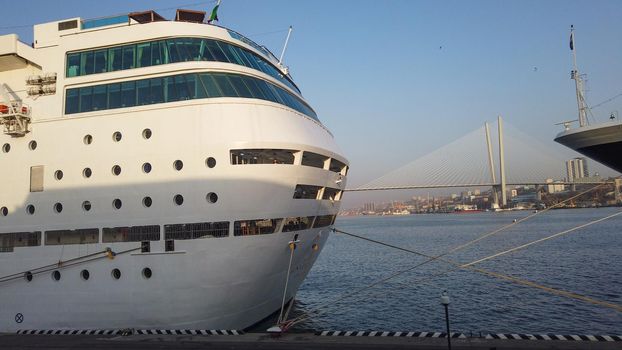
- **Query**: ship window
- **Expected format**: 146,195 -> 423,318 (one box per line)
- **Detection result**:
143,196 -> 152,208
112,268 -> 121,280
234,218 -> 282,236
207,192 -> 218,203
53,202 -> 63,213
206,157 -> 216,168
293,185 -> 322,199
313,215 -> 336,228
199,74 -> 223,97
175,75 -> 191,100
1,143 -> 9,153
0,232 -> 41,252
67,53 -> 80,77
0,207 -> 7,216
151,41 -> 164,65
137,79 -> 150,105
150,78 -> 164,103
302,152 -> 328,169
103,225 -> 160,242
322,188 -> 342,201
142,267 -> 152,279
26,204 -> 35,215
112,165 -> 122,176
45,228 -> 99,245
122,45 -> 136,70
54,170 -> 63,180
142,162 -> 152,173
113,198 -> 122,209
173,160 -> 183,171
228,75 -> 253,98
142,128 -> 152,139
282,216 -> 315,232
230,149 -> 296,165
165,240 -> 175,252
83,167 -> 92,178
25,271 -> 33,282
121,81 -> 136,107
79,86 -> 93,112
212,74 -> 237,96
174,194 -> 184,206
137,42 -> 152,68
82,201 -> 92,211
83,134 -> 93,145
92,85 -> 107,110
82,51 -> 95,75
108,83 -> 121,109
329,159 -> 347,174
108,47 -> 123,71
94,49 -> 107,73
81,269 -> 90,281
164,221 -> 229,240
52,270 -> 61,281
28,140 -> 37,150
112,131 -> 122,142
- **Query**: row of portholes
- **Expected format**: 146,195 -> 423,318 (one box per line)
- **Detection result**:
2,140 -> 38,153
53,158 -> 217,180
24,267 -> 153,282
2,192 -> 219,216
83,129 -> 152,145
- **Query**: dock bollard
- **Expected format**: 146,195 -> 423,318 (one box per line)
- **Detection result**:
440,290 -> 452,350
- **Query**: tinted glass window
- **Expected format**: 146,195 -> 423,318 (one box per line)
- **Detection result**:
92,85 -> 107,110
136,79 -> 150,105
199,74 -> 222,97
65,89 -> 79,114
67,53 -> 80,77
212,74 -> 237,96
79,87 -> 93,112
108,83 -> 121,109
121,81 -> 135,107
228,75 -> 253,98
150,77 -> 164,104
137,43 -> 151,68
82,51 -> 95,75
109,47 -> 123,71
151,41 -> 164,65
94,50 -> 107,73
122,45 -> 135,70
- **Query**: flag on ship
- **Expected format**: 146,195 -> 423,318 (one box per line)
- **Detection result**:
208,0 -> 221,24
569,25 -> 574,50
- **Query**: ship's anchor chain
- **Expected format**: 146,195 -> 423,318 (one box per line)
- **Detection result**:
268,234 -> 300,334
279,183 -> 622,330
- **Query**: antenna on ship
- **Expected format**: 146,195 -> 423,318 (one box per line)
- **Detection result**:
278,26 -> 293,71
570,25 -> 589,127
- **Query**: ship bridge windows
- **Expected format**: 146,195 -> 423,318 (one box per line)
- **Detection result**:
302,152 -> 328,169
322,188 -> 342,201
66,37 -> 300,94
164,221 -> 230,240
0,232 -> 41,252
65,72 -> 318,121
234,218 -> 282,236
313,215 -> 336,228
230,149 -> 296,165
329,159 -> 348,175
45,228 -> 99,246
103,225 -> 160,243
282,216 -> 315,232
293,185 -> 322,199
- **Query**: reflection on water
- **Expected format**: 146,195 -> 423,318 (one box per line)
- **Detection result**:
292,208 -> 622,334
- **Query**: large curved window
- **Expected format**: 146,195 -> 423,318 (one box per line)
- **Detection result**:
66,37 -> 300,93
65,72 -> 318,121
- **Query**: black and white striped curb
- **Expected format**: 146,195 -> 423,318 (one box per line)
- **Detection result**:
16,329 -> 243,336
316,331 -> 467,338
486,333 -> 622,342
317,331 -> 622,342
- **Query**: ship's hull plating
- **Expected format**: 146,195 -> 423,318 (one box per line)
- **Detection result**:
554,121 -> 622,173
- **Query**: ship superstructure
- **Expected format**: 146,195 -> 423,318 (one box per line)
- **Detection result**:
0,10 -> 348,331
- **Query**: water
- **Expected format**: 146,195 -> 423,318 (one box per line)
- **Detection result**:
293,208 -> 622,334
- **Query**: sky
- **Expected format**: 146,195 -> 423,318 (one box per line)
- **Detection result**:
2,0 -> 621,208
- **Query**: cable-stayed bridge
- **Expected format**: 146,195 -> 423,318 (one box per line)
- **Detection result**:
348,117 -> 618,208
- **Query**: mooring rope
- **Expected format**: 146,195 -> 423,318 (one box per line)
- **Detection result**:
283,206 -> 622,328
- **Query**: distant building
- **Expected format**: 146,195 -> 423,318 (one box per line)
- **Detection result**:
363,202 -> 375,213
546,178 -> 565,193
566,157 -> 588,182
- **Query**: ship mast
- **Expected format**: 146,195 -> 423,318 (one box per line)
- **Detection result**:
570,25 -> 589,127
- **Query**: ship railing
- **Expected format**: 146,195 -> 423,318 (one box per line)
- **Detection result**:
0,100 -> 32,137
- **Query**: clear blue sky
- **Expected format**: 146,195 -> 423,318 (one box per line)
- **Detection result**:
2,0 -> 621,207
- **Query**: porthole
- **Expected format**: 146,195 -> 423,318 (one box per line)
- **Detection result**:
111,268 -> 121,280
83,167 -> 92,178
54,170 -> 64,180
142,162 -> 152,174
53,202 -> 63,213
143,196 -> 152,208
52,270 -> 61,281
82,201 -> 92,212
26,204 -> 35,215
81,269 -> 90,281
206,157 -> 216,168
174,194 -> 184,206
0,207 -> 7,217
83,134 -> 93,145
142,128 -> 152,139
173,160 -> 183,171
28,140 -> 37,150
142,267 -> 152,279
2,143 -> 9,153
24,271 -> 33,282
112,165 -> 122,176
112,131 -> 122,142
113,198 -> 122,210
207,192 -> 218,204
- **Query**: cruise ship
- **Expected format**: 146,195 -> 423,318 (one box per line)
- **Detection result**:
554,26 -> 622,173
0,9 -> 348,332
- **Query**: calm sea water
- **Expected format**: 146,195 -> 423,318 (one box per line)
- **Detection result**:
292,208 -> 622,334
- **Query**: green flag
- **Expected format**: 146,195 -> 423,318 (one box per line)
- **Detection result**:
208,1 -> 220,23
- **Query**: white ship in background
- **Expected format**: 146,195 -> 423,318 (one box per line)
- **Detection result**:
0,8 -> 348,332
